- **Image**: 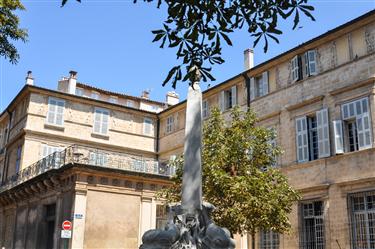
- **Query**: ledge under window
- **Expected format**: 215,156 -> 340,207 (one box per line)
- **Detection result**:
91,132 -> 110,140
44,123 -> 65,131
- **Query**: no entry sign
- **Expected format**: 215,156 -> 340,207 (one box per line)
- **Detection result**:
62,220 -> 72,231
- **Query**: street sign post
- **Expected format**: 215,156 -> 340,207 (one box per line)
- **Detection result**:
61,220 -> 72,240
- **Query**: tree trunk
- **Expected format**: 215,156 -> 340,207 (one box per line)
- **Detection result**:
251,231 -> 255,249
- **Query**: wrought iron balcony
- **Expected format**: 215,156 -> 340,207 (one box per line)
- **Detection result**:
0,145 -> 174,193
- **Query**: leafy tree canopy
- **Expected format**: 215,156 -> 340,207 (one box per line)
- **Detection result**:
0,0 -> 28,63
62,0 -> 314,88
160,107 -> 300,247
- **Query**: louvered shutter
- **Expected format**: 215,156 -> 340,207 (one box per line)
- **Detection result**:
231,85 -> 237,106
101,111 -> 109,134
56,101 -> 64,125
333,120 -> 344,154
357,112 -> 372,150
291,56 -> 299,82
262,71 -> 269,95
219,91 -> 225,112
308,50 -> 317,75
47,99 -> 56,124
316,108 -> 330,158
295,116 -> 309,162
93,109 -> 101,133
250,78 -> 255,101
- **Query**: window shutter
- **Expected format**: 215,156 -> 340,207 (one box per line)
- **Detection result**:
56,101 -> 64,125
291,56 -> 299,82
308,50 -> 317,75
357,112 -> 372,150
295,116 -> 309,162
93,110 -> 101,133
333,120 -> 344,154
262,71 -> 269,95
231,85 -> 237,106
250,78 -> 255,101
316,108 -> 330,158
101,111 -> 109,134
219,91 -> 225,112
304,52 -> 310,77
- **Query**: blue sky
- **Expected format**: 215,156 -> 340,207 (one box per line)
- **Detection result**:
1,0 -> 374,111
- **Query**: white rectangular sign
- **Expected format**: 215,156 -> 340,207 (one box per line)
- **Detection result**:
61,230 -> 72,239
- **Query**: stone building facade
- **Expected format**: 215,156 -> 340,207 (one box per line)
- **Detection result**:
1,9 -> 375,249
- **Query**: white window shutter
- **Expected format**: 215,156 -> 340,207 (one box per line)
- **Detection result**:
219,91 -> 225,112
101,111 -> 109,134
295,116 -> 309,162
304,52 -> 310,76
357,112 -> 372,150
262,71 -> 269,95
316,108 -> 330,158
291,56 -> 299,82
250,78 -> 255,101
333,120 -> 344,154
231,85 -> 237,106
93,110 -> 101,133
308,50 -> 317,75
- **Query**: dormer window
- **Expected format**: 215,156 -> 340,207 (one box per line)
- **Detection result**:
250,71 -> 269,101
291,49 -> 317,82
109,96 -> 118,104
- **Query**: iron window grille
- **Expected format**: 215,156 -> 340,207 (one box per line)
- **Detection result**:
349,191 -> 375,249
300,200 -> 325,249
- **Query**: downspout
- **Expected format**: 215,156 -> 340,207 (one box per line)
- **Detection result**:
242,73 -> 251,108
156,117 -> 160,160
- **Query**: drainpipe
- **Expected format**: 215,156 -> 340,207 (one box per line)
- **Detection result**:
156,117 -> 160,160
242,73 -> 251,108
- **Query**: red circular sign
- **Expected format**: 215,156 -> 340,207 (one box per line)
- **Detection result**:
62,220 -> 72,230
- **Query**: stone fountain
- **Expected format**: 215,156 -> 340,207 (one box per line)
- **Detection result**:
139,68 -> 235,249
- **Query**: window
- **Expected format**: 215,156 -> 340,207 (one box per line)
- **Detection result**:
75,88 -> 84,96
349,191 -> 375,249
300,201 -> 325,249
250,71 -> 269,100
291,50 -> 317,82
109,96 -> 118,104
333,98 -> 372,154
260,230 -> 279,249
219,86 -> 237,112
46,98 -> 65,126
91,91 -> 100,100
126,100 -> 134,108
89,152 -> 108,166
93,108 -> 109,135
15,145 -> 22,173
143,118 -> 153,135
295,109 -> 330,163
166,115 -> 174,133
202,100 -> 209,119
156,205 -> 168,229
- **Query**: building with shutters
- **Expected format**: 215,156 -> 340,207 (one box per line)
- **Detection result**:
1,9 -> 375,249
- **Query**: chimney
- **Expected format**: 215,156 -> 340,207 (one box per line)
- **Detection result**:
141,90 -> 150,99
244,48 -> 254,70
25,71 -> 34,85
68,71 -> 77,94
166,91 -> 179,106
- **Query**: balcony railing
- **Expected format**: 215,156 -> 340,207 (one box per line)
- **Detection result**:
0,145 -> 174,193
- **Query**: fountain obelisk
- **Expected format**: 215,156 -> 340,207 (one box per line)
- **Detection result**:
182,79 -> 202,214
139,67 -> 235,249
